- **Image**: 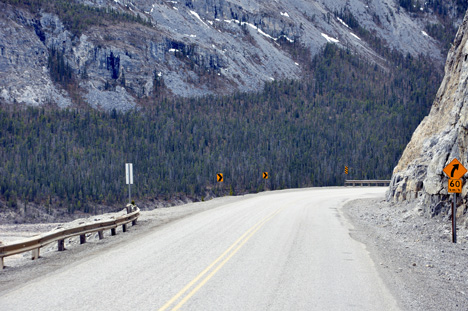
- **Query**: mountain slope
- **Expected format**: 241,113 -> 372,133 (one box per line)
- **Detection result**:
0,0 -> 464,109
0,41 -> 442,218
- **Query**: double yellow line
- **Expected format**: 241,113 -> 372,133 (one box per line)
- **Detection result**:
158,208 -> 284,311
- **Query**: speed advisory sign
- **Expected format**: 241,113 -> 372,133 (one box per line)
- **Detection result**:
448,178 -> 462,193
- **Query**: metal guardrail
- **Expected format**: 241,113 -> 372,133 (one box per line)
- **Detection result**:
0,206 -> 140,270
344,180 -> 391,187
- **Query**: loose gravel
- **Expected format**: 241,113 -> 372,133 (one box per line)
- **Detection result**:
343,198 -> 468,311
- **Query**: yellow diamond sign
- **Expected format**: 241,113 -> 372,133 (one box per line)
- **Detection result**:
443,159 -> 467,179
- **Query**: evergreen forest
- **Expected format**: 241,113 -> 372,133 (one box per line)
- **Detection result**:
0,41 -> 442,214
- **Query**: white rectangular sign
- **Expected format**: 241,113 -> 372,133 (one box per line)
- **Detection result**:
126,163 -> 133,185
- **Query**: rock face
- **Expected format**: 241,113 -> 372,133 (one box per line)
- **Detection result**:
0,0 -> 458,110
387,11 -> 468,219
0,8 -> 72,108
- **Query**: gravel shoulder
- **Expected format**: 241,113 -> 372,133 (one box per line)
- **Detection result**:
343,198 -> 468,311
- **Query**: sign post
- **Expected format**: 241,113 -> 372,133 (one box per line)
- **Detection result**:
443,159 -> 467,243
126,163 -> 133,208
452,194 -> 457,243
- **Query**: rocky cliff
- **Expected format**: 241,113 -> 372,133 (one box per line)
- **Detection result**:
0,0 -> 463,110
387,10 -> 468,222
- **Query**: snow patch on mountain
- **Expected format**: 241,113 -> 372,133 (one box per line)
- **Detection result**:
321,33 -> 339,43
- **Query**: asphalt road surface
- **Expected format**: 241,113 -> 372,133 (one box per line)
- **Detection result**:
0,187 -> 399,310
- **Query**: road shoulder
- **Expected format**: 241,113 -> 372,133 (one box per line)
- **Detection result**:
0,195 -> 247,294
343,198 -> 468,311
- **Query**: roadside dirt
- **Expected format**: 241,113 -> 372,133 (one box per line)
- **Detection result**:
343,198 -> 468,311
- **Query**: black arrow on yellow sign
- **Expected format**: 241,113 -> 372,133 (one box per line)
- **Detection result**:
451,164 -> 459,178
263,172 -> 268,179
217,173 -> 223,182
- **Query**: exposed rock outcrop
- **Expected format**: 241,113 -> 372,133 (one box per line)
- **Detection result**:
0,7 -> 72,107
0,0 -> 457,110
387,11 -> 468,221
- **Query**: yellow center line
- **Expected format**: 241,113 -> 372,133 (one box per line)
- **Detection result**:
158,208 -> 284,311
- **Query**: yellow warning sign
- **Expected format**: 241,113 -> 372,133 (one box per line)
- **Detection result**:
448,179 -> 462,193
443,159 -> 467,179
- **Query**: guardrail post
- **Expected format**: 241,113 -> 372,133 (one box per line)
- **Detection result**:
58,239 -> 65,251
122,224 -> 127,232
0,207 -> 139,269
32,248 -> 40,260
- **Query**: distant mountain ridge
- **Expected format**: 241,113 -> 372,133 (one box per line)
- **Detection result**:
0,0 -> 465,110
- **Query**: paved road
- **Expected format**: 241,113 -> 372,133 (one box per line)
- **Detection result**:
0,188 -> 399,310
